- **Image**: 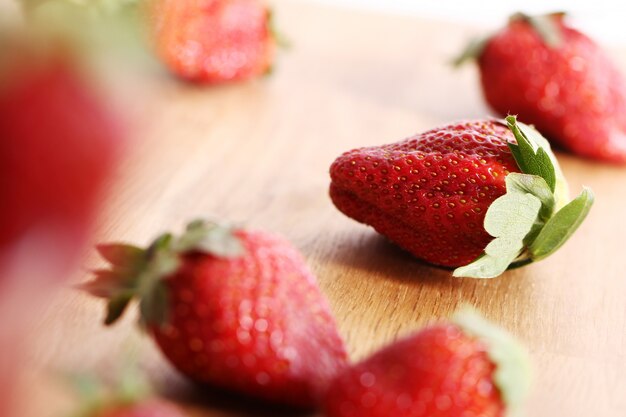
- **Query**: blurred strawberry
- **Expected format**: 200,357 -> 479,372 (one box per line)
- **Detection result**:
0,41 -> 121,270
0,36 -> 122,417
456,12 -> 626,163
324,308 -> 531,417
145,0 -> 277,83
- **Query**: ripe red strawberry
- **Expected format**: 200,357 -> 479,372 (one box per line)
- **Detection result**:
331,120 -> 517,267
0,41 -> 120,261
324,309 -> 531,417
146,0 -> 277,83
82,220 -> 348,407
330,117 -> 593,278
456,12 -> 626,163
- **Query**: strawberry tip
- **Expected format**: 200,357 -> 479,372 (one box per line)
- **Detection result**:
453,307 -> 532,415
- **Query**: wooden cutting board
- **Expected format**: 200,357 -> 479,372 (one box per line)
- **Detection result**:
15,1 -> 626,416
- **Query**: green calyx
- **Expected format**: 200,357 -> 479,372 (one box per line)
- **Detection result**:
509,12 -> 565,48
452,35 -> 490,67
67,362 -> 151,417
19,0 -> 152,69
80,220 -> 244,327
453,307 -> 531,416
453,11 -> 565,67
263,8 -> 289,77
21,0 -> 139,18
267,8 -> 290,50
453,116 -> 594,279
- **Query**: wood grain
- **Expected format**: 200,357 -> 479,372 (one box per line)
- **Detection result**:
9,1 -> 626,416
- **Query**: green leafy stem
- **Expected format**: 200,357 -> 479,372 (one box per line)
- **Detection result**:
79,220 -> 245,327
453,12 -> 565,67
453,116 -> 594,279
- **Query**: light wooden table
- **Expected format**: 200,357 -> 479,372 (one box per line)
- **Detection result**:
13,0 -> 626,416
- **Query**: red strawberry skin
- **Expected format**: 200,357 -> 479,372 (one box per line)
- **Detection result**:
147,0 -> 274,83
329,120 -> 519,268
478,16 -> 626,163
0,49 -> 120,272
95,400 -> 186,417
324,325 -> 504,417
150,230 -> 348,407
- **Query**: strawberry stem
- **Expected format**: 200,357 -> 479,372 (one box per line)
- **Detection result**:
81,220 -> 245,327
452,36 -> 490,67
509,12 -> 565,48
453,117 -> 593,279
267,8 -> 291,50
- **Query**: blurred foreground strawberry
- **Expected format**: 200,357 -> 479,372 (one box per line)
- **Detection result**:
456,12 -> 626,163
0,36 -> 121,416
324,308 -> 531,417
330,117 -> 593,278
146,0 -> 278,83
0,41 -> 120,267
82,220 -> 347,407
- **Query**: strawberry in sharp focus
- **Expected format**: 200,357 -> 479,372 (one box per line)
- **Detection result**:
456,12 -> 626,163
146,0 -> 277,83
81,220 -> 348,407
330,117 -> 594,278
324,308 -> 531,417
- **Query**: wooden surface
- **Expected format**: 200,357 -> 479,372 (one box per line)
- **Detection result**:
14,1 -> 626,416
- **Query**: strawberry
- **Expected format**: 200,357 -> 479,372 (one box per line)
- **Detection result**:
82,220 -> 348,407
330,116 -> 593,278
0,33 -> 121,417
456,12 -> 626,163
145,0 -> 278,83
324,308 -> 531,417
0,41 -> 120,261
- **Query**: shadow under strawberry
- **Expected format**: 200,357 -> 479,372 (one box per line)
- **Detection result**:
320,230 -> 457,285
160,378 -> 319,417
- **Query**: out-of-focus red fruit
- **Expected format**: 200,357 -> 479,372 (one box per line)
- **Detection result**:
0,35 -> 122,417
457,12 -> 626,163
324,309 -> 531,417
146,0 -> 276,83
0,43 -> 121,275
83,220 -> 348,407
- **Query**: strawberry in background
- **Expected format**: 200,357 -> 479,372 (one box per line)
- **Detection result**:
456,12 -> 626,163
145,0 -> 278,83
